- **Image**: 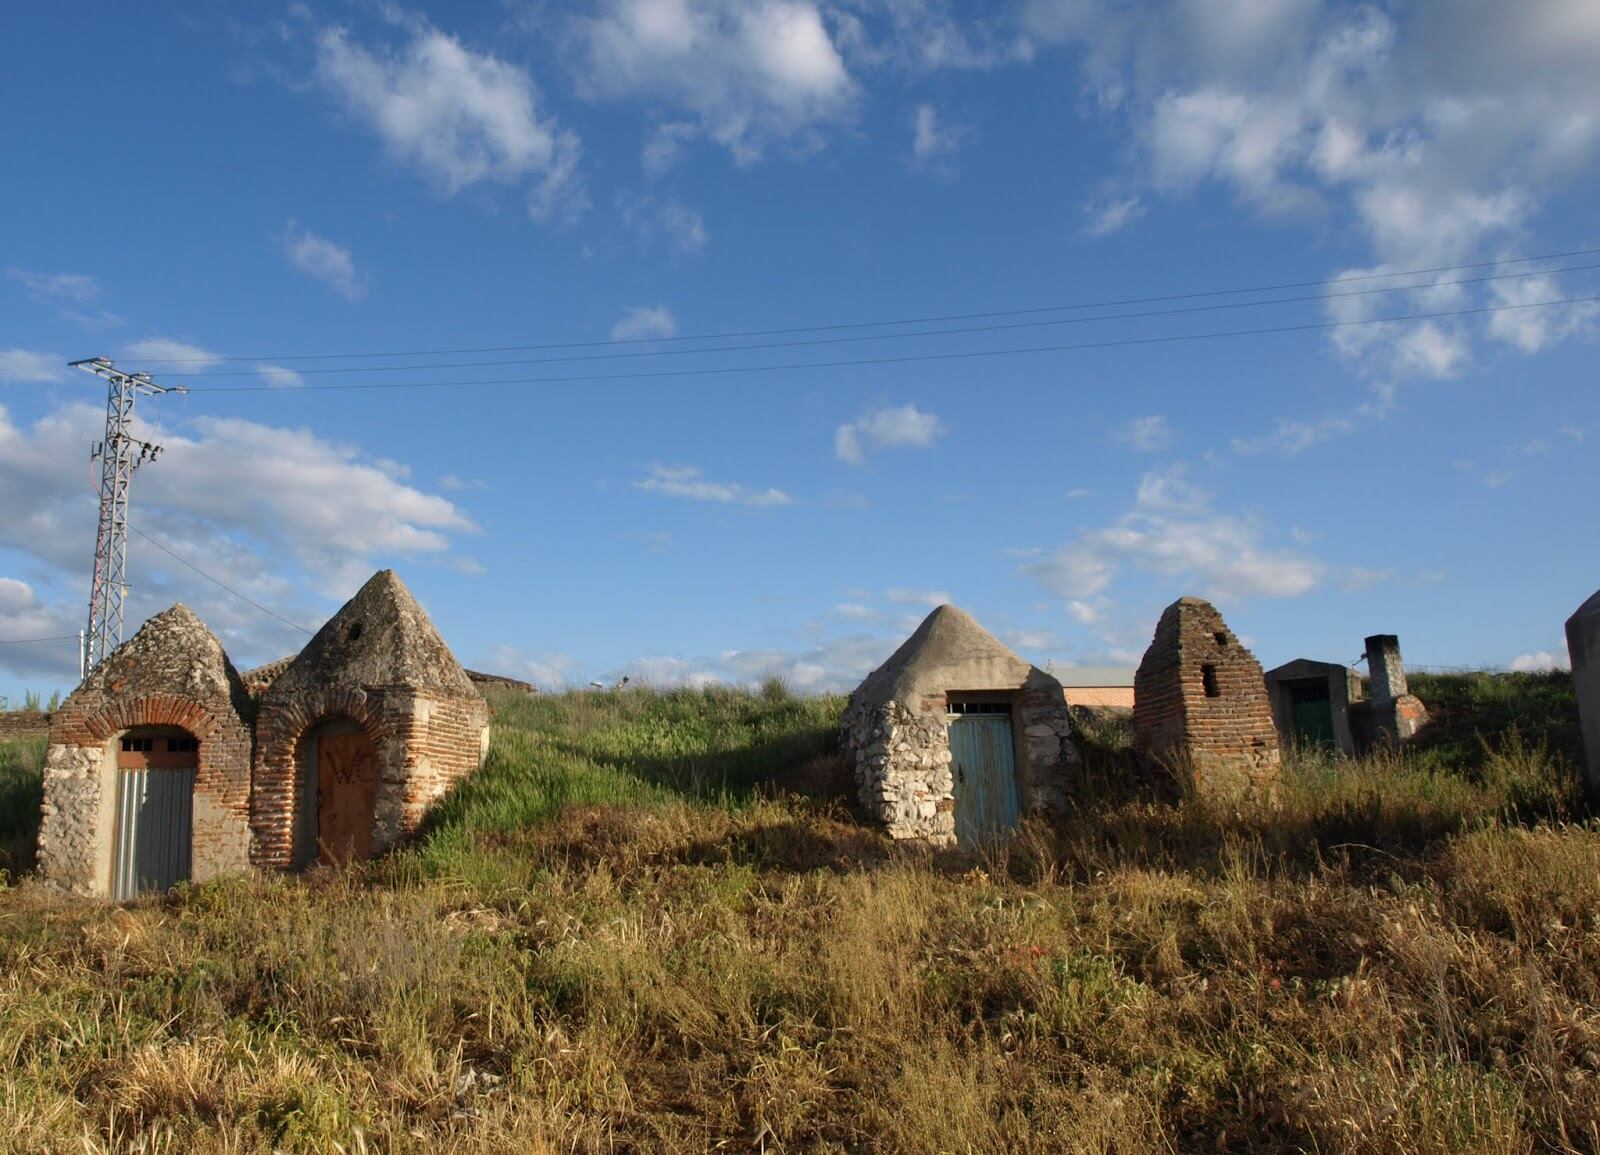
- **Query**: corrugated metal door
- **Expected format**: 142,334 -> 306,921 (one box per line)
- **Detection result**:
112,766 -> 195,900
949,714 -> 1021,845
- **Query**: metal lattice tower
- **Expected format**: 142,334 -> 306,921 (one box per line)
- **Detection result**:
71,358 -> 187,672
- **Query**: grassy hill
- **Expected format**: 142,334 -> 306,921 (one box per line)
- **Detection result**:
1,676 -> 1599,1153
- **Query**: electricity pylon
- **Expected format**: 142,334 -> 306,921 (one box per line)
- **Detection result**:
70,358 -> 186,672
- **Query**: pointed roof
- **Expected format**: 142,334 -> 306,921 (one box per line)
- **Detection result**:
78,603 -> 248,706
852,604 -> 1059,706
268,570 -> 477,698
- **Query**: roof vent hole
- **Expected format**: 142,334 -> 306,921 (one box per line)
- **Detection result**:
1214,632 -> 1229,646
348,621 -> 363,642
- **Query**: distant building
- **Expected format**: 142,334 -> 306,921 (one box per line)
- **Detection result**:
1264,658 -> 1363,755
1052,667 -> 1136,710
841,605 -> 1079,846
38,570 -> 490,899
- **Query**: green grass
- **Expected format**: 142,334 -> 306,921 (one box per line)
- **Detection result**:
0,736 -> 44,878
1,678 -> 1599,1152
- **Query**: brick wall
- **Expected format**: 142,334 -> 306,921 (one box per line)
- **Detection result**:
252,684 -> 488,869
0,711 -> 51,741
1134,597 -> 1281,793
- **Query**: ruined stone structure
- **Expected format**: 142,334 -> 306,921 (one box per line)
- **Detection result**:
841,605 -> 1077,846
37,570 -> 489,897
1134,597 -> 1280,792
253,570 -> 491,870
38,606 -> 254,897
1264,658 -> 1363,755
1568,591 -> 1600,798
1349,634 -> 1429,751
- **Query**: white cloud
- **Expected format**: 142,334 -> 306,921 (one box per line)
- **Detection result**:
0,349 -> 65,384
122,338 -> 222,369
623,195 -> 710,252
611,305 -> 678,340
484,645 -> 580,689
1021,0 -> 1600,375
911,102 -> 962,160
255,363 -> 305,389
642,120 -> 700,175
635,463 -> 793,506
1510,648 -> 1569,673
1023,464 -> 1322,604
835,403 -> 946,463
575,0 -> 857,162
315,16 -> 583,216
1485,269 -> 1600,353
283,222 -> 365,300
832,602 -> 877,621
6,268 -> 101,305
1231,382 -> 1394,455
1114,414 -> 1171,452
0,400 -> 478,678
1083,193 -> 1144,236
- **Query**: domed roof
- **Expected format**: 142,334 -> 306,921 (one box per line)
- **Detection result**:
851,604 -> 1058,706
77,603 -> 247,706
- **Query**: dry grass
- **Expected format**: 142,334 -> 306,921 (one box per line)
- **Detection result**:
1,680 -> 1598,1152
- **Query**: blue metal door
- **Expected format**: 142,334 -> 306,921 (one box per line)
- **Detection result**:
112,768 -> 195,900
948,714 -> 1021,845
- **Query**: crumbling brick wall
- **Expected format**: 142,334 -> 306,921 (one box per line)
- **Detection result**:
0,710 -> 51,741
37,607 -> 253,896
1134,597 -> 1280,793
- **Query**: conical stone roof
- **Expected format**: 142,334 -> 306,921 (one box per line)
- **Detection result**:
79,603 -> 248,706
268,570 -> 476,698
852,604 -> 1057,707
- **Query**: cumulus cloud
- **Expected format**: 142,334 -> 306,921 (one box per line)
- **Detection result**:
635,463 -> 793,506
1083,192 -> 1144,236
1021,0 -> 1600,375
315,14 -> 583,218
283,222 -> 365,300
0,400 -> 478,678
611,305 -> 678,340
1022,464 -> 1322,604
1510,648 -> 1569,673
623,195 -> 710,252
575,0 -> 857,162
0,349 -> 65,384
255,363 -> 305,389
835,403 -> 946,463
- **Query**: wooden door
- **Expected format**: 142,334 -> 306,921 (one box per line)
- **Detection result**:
1289,682 -> 1336,749
316,731 -> 379,864
948,714 -> 1021,846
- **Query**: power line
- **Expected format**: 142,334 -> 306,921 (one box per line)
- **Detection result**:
127,524 -> 314,635
0,635 -> 79,645
122,244 -> 1600,365
157,259 -> 1600,379
192,291 -> 1600,394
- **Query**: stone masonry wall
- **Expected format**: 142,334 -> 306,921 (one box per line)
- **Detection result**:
1135,598 -> 1281,794
41,692 -> 253,895
842,688 -> 1078,844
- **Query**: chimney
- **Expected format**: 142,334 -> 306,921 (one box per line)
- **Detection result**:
1364,634 -> 1408,701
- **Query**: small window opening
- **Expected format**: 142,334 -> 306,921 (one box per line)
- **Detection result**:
168,737 -> 198,753
1202,664 -> 1220,697
120,737 -> 154,753
948,700 -> 1011,715
1214,631 -> 1229,646
347,621 -> 363,642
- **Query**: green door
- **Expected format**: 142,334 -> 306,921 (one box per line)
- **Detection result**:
1290,683 -> 1335,749
948,714 -> 1021,845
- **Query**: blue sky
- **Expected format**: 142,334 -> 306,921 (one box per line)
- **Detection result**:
2,0 -> 1598,700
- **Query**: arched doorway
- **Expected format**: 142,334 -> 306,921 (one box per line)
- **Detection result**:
294,718 -> 380,867
112,725 -> 199,900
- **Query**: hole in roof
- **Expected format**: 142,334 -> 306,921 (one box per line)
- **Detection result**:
1202,664 -> 1220,697
1214,632 -> 1229,646
347,621 -> 363,642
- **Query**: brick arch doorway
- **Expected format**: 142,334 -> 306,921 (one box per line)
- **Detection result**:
112,724 -> 200,900
294,717 -> 380,867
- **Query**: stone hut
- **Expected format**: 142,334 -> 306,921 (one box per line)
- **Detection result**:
841,605 -> 1077,846
1134,597 -> 1280,792
1264,658 -> 1363,755
37,605 -> 253,898
1568,590 -> 1600,798
252,570 -> 490,869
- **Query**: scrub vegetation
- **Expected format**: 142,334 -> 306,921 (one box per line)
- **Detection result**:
2,674 -> 1599,1153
